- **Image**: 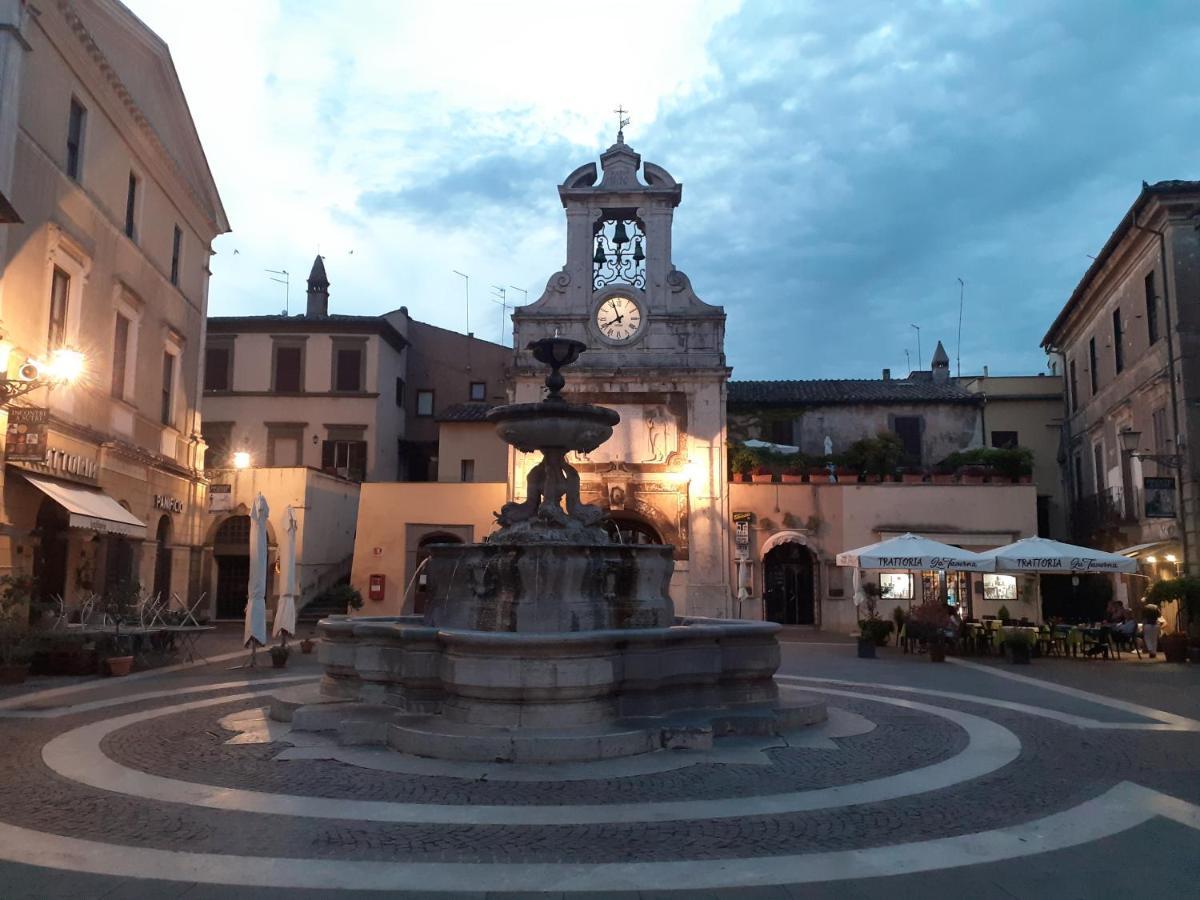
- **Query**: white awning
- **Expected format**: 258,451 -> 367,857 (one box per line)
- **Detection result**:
836,532 -> 995,572
980,536 -> 1137,574
21,472 -> 146,538
760,530 -> 809,558
1115,540 -> 1175,559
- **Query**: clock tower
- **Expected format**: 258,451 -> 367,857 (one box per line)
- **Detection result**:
511,131 -> 732,617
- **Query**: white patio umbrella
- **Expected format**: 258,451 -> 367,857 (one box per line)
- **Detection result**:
979,536 -> 1137,573
272,505 -> 299,644
836,533 -> 995,572
243,492 -> 269,663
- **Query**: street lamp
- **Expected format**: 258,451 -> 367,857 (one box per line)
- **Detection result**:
232,451 -> 252,470
0,345 -> 86,406
1120,427 -> 1185,469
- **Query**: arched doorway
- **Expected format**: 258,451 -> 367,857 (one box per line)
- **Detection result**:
152,515 -> 173,601
602,516 -> 663,546
214,515 -> 250,619
32,499 -> 68,603
412,531 -> 463,615
763,542 -> 815,625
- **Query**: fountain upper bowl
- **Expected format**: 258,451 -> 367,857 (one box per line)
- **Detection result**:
487,401 -> 620,454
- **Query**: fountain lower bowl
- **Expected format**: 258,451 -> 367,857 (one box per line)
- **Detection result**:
312,614 -> 821,762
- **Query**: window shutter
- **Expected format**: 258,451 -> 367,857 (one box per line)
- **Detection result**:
321,440 -> 335,472
349,441 -> 367,481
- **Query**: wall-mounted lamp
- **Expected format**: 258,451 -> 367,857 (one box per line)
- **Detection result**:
232,451 -> 251,470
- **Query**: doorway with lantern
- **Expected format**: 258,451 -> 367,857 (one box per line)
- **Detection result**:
763,542 -> 816,625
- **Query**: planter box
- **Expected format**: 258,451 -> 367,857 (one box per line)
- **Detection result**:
901,473 -> 925,484
751,474 -> 774,484
836,472 -> 860,484
780,474 -> 804,484
735,474 -> 753,483
931,473 -> 956,485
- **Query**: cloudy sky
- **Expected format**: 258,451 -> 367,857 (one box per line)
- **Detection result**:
127,0 -> 1200,380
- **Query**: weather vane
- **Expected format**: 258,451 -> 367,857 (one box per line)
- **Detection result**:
614,105 -> 630,143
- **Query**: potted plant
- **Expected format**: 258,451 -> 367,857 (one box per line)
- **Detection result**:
300,636 -> 316,654
781,467 -> 805,484
0,575 -> 36,685
845,432 -> 905,483
750,465 -> 774,484
898,467 -> 926,484
957,465 -> 990,485
908,601 -> 951,662
730,446 -> 757,483
101,579 -> 141,677
1145,577 -> 1200,663
1004,627 -> 1035,664
892,605 -> 907,646
856,582 -> 894,657
269,643 -> 290,668
835,467 -> 860,484
931,463 -> 957,485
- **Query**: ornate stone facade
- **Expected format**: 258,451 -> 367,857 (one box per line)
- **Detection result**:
511,136 -> 732,617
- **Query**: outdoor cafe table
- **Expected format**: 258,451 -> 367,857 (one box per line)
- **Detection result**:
57,623 -> 215,666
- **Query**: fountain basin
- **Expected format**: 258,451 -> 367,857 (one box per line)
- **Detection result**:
422,542 -> 674,632
487,401 -> 618,453
313,614 -> 819,761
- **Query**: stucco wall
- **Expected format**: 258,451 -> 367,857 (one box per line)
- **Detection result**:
437,422 -> 508,483
730,482 -> 1039,632
349,481 -> 505,616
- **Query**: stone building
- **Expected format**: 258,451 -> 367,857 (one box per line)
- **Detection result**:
347,136 -> 1040,629
0,0 -> 228,606
1042,179 -> 1200,587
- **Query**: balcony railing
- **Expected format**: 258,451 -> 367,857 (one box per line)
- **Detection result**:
1070,487 -> 1140,543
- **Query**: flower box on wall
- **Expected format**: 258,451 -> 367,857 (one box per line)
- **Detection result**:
931,471 -> 957,485
781,473 -> 804,484
899,470 -> 926,484
957,466 -> 991,485
836,469 -> 860,484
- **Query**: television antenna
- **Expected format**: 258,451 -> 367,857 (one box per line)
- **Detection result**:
490,286 -> 511,346
265,269 -> 289,314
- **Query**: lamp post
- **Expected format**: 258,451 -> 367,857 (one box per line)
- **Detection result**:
0,346 -> 86,407
1119,426 -> 1188,573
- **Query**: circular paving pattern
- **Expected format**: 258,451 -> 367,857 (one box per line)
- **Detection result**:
1,668 -> 1197,893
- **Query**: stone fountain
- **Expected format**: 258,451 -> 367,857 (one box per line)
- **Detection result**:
309,338 -> 823,762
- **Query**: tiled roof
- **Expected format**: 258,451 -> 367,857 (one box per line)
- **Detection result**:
728,379 -> 980,405
437,402 -> 495,422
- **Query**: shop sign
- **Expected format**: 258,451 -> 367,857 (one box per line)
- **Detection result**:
15,445 -> 100,482
4,408 -> 49,461
154,494 -> 184,514
1144,476 -> 1176,519
209,483 -> 232,512
733,511 -> 753,551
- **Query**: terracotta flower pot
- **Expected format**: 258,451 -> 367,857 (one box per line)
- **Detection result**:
901,472 -> 925,484
300,639 -> 315,654
105,656 -> 134,677
735,473 -> 753,483
806,470 -> 829,484
1160,632 -> 1189,663
751,473 -> 774,484
836,472 -> 860,484
931,473 -> 956,485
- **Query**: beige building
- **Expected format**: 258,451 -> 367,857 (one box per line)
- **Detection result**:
203,257 -> 408,483
0,0 -> 227,607
1042,179 -> 1200,613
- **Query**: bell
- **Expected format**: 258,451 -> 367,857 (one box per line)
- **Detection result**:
612,220 -> 629,245
593,239 -> 606,266
632,237 -> 645,262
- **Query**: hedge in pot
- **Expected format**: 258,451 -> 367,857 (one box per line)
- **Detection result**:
101,579 -> 141,676
908,601 -> 951,662
0,575 -> 36,685
1145,577 -> 1200,663
269,644 -> 290,668
1004,628 -> 1035,664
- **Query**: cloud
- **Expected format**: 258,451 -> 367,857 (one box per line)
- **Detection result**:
125,0 -> 1200,375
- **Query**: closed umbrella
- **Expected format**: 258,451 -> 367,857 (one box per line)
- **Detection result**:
836,533 -> 995,572
273,505 -> 299,644
979,536 -> 1137,573
243,492 -> 269,664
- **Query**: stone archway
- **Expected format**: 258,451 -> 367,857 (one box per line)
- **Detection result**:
763,541 -> 816,626
213,515 -> 250,619
413,531 -> 463,615
603,514 -> 663,546
152,515 -> 173,602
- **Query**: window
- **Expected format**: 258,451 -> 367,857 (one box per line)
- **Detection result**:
879,573 -> 912,600
201,422 -> 233,468
766,417 -> 793,445
416,390 -> 434,417
333,346 -> 363,392
267,425 -> 303,466
1073,453 -> 1083,500
160,351 -> 175,426
66,99 -> 86,180
170,225 -> 182,286
111,314 -> 130,399
469,381 -> 486,401
990,430 -> 1019,449
1088,337 -> 1098,395
892,416 -> 922,464
1112,308 -> 1124,374
205,345 -> 231,391
124,172 -> 138,239
273,344 -> 303,392
322,439 -> 367,482
1068,358 -> 1078,413
48,266 -> 70,349
395,377 -> 405,409
1092,442 -> 1104,496
1145,272 -> 1159,344
460,459 -> 475,482
1152,407 -> 1169,455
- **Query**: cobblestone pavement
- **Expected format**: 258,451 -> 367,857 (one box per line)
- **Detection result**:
0,642 -> 1197,897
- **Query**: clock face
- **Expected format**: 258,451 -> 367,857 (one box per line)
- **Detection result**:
595,295 -> 643,342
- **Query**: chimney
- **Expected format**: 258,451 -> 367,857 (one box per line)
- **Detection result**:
983,364 -> 989,377
931,340 -> 950,384
305,254 -> 329,317
882,368 -> 891,380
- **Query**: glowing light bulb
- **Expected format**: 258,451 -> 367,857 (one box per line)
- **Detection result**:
232,451 -> 252,469
45,347 -> 85,383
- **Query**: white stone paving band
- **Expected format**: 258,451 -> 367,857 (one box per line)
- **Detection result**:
41,685 -> 1020,826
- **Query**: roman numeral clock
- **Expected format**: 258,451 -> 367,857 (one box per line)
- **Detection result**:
510,126 -> 734,618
